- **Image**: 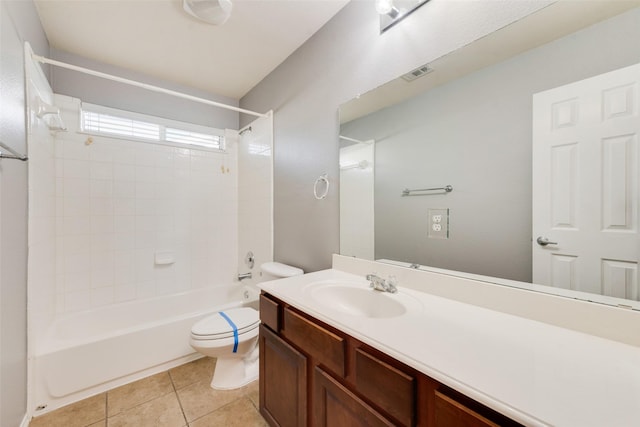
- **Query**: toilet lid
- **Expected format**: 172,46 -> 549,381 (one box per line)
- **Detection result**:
261,261 -> 304,278
191,307 -> 259,339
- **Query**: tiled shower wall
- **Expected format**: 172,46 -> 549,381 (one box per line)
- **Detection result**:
53,95 -> 238,314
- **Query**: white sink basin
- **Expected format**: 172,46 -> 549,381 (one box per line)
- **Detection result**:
304,280 -> 421,318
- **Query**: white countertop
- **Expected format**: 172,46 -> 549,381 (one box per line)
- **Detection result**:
258,269 -> 640,427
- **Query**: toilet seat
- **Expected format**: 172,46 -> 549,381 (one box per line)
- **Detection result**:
191,307 -> 259,340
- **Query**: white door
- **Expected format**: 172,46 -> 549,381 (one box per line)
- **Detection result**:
532,63 -> 640,301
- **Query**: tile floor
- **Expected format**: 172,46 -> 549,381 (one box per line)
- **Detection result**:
29,357 -> 267,427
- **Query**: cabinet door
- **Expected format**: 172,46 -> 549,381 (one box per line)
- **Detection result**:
260,325 -> 307,427
313,367 -> 395,427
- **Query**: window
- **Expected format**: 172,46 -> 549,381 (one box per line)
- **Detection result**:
80,103 -> 225,151
81,110 -> 160,141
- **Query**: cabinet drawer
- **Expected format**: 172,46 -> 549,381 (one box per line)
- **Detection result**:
434,388 -> 524,427
434,390 -> 499,427
354,348 -> 415,426
283,307 -> 345,376
260,293 -> 280,332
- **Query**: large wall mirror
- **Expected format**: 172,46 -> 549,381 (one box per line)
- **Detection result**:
339,1 -> 640,310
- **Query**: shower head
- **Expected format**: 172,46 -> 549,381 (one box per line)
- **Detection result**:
183,0 -> 232,25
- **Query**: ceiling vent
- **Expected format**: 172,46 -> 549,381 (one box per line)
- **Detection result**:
401,64 -> 433,82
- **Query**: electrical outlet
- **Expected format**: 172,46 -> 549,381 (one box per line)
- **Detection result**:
428,208 -> 449,239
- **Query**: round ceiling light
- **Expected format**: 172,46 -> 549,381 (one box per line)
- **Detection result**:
183,0 -> 233,25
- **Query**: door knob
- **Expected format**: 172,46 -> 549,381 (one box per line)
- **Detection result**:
536,236 -> 558,246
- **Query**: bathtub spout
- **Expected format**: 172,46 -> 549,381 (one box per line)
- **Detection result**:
237,272 -> 252,281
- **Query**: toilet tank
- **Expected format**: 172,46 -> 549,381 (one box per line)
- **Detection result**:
260,262 -> 304,281
242,262 -> 303,309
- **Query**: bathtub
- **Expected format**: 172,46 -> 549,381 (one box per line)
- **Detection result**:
32,284 -> 257,414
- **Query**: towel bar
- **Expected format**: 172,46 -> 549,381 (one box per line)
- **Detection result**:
401,185 -> 452,197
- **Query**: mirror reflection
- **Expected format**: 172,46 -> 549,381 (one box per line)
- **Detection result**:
339,3 -> 640,309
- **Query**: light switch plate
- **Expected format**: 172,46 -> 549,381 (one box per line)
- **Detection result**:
428,208 -> 449,239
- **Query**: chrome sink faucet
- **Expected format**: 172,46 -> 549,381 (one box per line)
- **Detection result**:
366,274 -> 398,293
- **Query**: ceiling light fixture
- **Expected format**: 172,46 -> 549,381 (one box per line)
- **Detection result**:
376,0 -> 400,19
377,0 -> 431,33
183,0 -> 233,25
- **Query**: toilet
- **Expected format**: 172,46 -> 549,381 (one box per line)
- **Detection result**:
190,261 -> 303,390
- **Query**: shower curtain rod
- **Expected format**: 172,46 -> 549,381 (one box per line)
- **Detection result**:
31,53 -> 268,119
339,135 -> 373,144
0,140 -> 28,161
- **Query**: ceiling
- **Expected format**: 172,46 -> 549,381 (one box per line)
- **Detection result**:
34,0 -> 350,100
340,0 -> 640,123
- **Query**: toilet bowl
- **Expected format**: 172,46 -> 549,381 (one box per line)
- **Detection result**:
190,261 -> 303,390
190,307 -> 260,390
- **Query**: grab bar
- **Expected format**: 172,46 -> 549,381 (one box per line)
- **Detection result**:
402,185 -> 452,197
0,140 -> 28,161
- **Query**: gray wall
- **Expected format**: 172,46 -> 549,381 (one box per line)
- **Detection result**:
0,2 -> 49,425
240,0 -> 552,273
50,48 -> 239,130
341,8 -> 640,282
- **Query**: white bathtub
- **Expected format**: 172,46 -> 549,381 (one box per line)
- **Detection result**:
32,285 -> 255,414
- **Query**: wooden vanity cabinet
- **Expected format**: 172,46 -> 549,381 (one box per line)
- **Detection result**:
259,293 -> 523,427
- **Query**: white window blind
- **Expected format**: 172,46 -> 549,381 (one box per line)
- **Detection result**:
80,103 -> 225,151
165,127 -> 222,149
82,110 -> 160,141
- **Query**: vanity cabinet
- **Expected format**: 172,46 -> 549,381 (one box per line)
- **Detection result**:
259,293 -> 523,427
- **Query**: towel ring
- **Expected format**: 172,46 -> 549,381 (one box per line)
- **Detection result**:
314,174 -> 329,200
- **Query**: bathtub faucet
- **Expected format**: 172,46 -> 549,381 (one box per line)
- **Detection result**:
237,272 -> 252,281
